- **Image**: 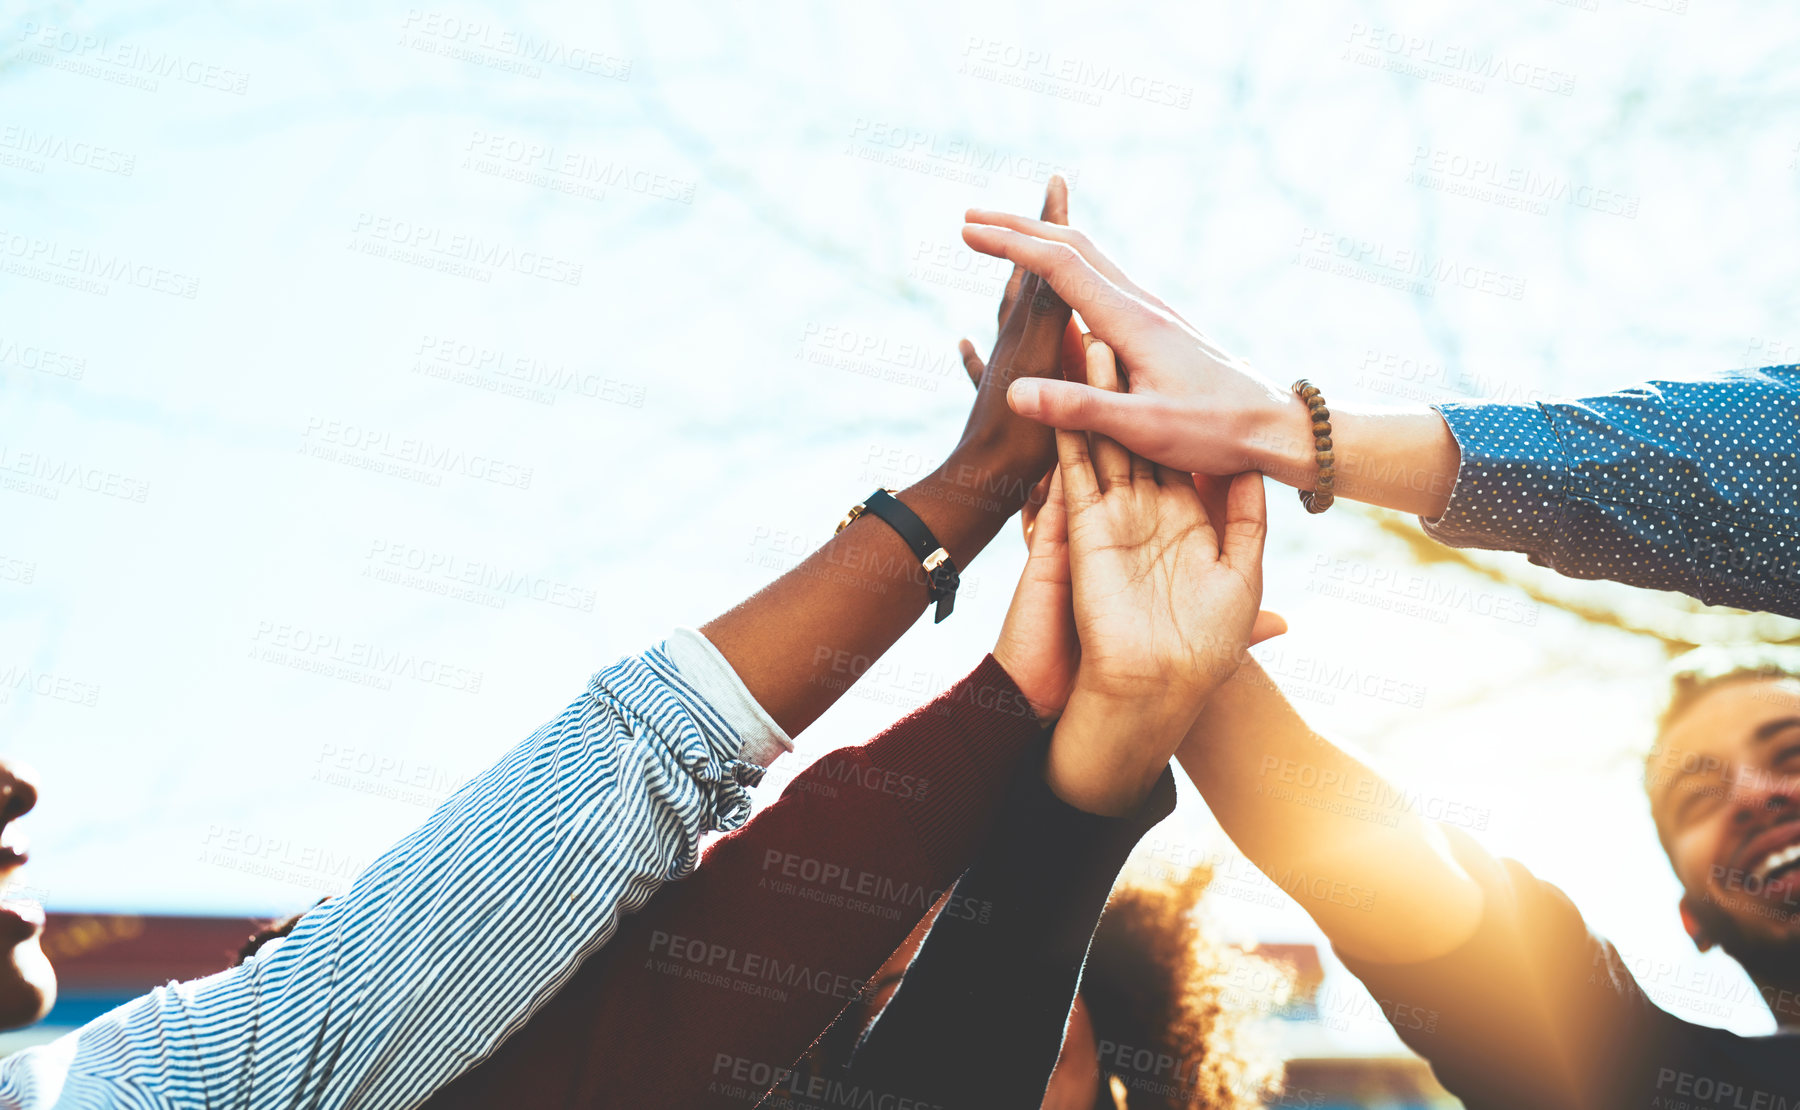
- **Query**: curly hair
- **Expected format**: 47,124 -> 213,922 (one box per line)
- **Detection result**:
1082,860 -> 1288,1110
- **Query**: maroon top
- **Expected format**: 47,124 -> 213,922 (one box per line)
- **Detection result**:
424,655 -> 1046,1109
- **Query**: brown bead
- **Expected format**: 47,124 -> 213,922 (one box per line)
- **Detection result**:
1314,435 -> 1333,451
1315,449 -> 1335,467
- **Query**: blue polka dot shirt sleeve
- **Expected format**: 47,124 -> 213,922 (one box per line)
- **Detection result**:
1421,364 -> 1800,618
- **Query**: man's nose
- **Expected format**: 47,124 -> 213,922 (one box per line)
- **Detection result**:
0,763 -> 40,825
1731,771 -> 1800,823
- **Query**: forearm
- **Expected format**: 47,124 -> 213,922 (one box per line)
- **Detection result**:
67,641 -> 774,1109
1245,399 -> 1460,518
1419,372 -> 1800,617
420,657 -> 1047,1110
844,756 -> 1178,1109
1175,659 -> 1482,963
703,444 -> 1040,736
1042,681 -> 1196,817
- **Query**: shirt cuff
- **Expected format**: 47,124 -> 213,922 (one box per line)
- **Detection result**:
1421,399 -> 1570,557
660,626 -> 793,769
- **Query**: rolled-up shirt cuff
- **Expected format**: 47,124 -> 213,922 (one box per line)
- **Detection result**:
1420,400 -> 1570,558
660,626 -> 793,769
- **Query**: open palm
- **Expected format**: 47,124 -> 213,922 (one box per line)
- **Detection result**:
1060,342 -> 1267,709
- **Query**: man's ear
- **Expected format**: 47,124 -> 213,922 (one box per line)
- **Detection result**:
1680,894 -> 1716,952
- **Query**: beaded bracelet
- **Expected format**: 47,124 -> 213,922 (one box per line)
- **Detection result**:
1292,378 -> 1335,514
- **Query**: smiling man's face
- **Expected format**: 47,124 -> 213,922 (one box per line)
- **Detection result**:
0,761 -> 52,1030
1653,676 -> 1800,964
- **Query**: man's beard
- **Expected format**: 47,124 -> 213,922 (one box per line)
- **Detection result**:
1687,895 -> 1800,1022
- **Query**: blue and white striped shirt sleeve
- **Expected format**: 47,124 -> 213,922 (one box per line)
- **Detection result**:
1421,364 -> 1800,619
0,627 -> 791,1110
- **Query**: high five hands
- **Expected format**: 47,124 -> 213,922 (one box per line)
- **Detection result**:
960,209 -> 1295,480
990,329 -> 1283,815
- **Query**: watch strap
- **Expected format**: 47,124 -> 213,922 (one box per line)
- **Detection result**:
855,489 -> 961,623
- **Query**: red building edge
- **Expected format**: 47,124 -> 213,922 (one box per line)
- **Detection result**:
42,911 -> 273,992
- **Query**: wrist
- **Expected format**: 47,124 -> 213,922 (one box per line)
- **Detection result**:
932,442 -> 1046,518
1240,390 -> 1315,489
1043,680 -> 1197,817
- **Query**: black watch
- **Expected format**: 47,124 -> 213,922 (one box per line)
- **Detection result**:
835,489 -> 961,623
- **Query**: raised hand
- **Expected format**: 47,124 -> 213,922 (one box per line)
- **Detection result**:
992,466 -> 1077,722
950,181 -> 1087,485
1042,340 -> 1271,815
959,210 -> 1299,480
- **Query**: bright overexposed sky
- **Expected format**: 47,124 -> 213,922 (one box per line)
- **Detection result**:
4,0 -> 1798,1053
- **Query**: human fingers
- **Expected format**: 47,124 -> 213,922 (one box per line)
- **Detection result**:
995,175 -> 1070,333
1082,341 -> 1134,491
959,338 -> 984,389
962,223 -> 1146,340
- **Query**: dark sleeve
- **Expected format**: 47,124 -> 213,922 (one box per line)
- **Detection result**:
838,753 -> 1179,1110
1421,363 -> 1800,619
421,655 -> 1050,1110
1334,826 -> 1668,1110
